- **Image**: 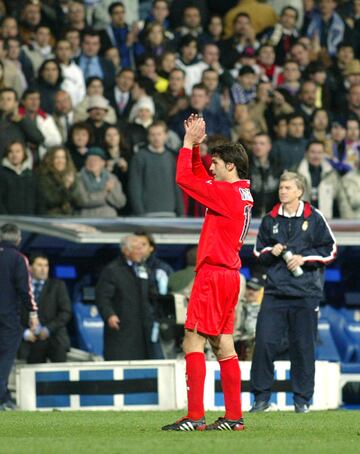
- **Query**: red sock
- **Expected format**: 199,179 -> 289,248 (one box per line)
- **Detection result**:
185,352 -> 206,420
219,355 -> 242,420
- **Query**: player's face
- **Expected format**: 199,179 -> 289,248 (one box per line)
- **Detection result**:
209,155 -> 230,181
279,180 -> 302,204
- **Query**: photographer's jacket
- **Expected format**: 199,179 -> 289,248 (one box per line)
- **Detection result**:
254,202 -> 336,298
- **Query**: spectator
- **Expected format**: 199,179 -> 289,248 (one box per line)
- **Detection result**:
99,1 -> 138,69
22,25 -> 54,76
136,22 -> 173,60
0,37 -> 24,97
219,13 -> 259,69
237,119 -> 257,152
290,42 -> 311,72
201,68 -> 227,117
18,253 -> 72,363
175,34 -> 204,95
230,65 -> 257,105
273,114 -> 289,140
20,88 -> 62,159
169,83 -> 231,139
310,108 -> 332,153
341,160 -> 360,218
234,277 -> 264,360
144,0 -> 171,32
0,87 -> 43,161
31,59 -> 63,114
37,146 -> 77,216
249,133 -> 282,217
344,83 -> 360,122
1,17 -> 19,40
306,0 -> 346,57
272,113 -> 308,170
224,0 -> 278,38
55,39 -> 85,107
294,140 -> 348,218
204,14 -> 224,44
74,76 -> 117,124
328,42 -> 355,101
137,55 -> 169,93
0,223 -> 38,411
84,95 -> 113,148
259,6 -> 300,65
251,171 -> 336,413
76,30 -> 115,91
277,60 -> 302,106
103,125 -> 131,214
257,44 -> 283,87
128,121 -> 184,217
174,5 -> 208,46
96,235 -> 155,360
156,68 -> 188,120
18,1 -> 42,45
5,37 -> 34,88
157,50 -> 177,80
328,118 -> 360,174
0,141 -> 42,215
65,28 -> 81,59
73,146 -> 126,217
104,46 -> 122,73
53,90 -> 75,143
107,68 -> 135,121
66,121 -> 93,171
296,80 -> 318,137
66,1 -> 87,33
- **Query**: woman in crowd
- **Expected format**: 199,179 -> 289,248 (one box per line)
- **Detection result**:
37,145 -> 77,215
66,122 -> 93,171
32,59 -> 63,114
0,141 -> 42,214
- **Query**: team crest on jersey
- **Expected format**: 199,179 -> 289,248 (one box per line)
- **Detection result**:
273,223 -> 279,234
239,188 -> 253,201
302,221 -> 309,231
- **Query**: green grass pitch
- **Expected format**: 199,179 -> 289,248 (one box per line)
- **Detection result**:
0,411 -> 359,454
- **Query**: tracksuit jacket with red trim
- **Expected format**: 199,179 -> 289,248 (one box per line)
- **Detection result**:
254,202 -> 337,299
0,241 -> 37,315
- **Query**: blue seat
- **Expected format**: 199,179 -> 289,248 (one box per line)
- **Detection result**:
339,309 -> 360,362
73,302 -> 104,357
320,306 -> 359,363
316,319 -> 341,362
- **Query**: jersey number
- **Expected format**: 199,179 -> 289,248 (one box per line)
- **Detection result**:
240,204 -> 252,243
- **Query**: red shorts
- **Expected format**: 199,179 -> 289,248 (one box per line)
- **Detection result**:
184,264 -> 240,336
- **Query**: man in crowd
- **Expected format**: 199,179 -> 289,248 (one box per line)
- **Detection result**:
18,253 -> 72,364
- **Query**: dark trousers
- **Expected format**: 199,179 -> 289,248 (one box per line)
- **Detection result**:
250,294 -> 318,405
20,339 -> 67,364
0,313 -> 22,403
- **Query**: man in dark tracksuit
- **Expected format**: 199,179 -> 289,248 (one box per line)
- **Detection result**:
0,224 -> 38,410
250,172 -> 336,413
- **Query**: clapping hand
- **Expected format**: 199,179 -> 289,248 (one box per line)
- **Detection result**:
183,114 -> 207,149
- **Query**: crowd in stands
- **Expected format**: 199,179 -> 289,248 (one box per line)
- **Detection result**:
0,0 -> 359,219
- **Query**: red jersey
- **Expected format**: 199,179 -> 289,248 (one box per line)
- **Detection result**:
176,146 -> 253,271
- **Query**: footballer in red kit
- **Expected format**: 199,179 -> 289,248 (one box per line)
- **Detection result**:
162,115 -> 253,432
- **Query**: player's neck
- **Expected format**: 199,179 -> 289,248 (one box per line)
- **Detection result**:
282,200 -> 300,215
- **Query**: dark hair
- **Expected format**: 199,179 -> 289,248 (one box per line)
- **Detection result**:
0,87 -> 18,101
192,82 -> 208,94
148,120 -> 167,132
274,113 -> 288,125
337,41 -> 354,52
169,67 -> 185,77
116,68 -> 135,78
0,223 -> 21,245
306,140 -> 325,151
281,6 -> 299,20
85,76 -> 103,88
38,58 -> 63,85
68,121 -> 93,145
210,142 -> 249,179
286,112 -> 304,124
29,252 -> 49,265
22,88 -> 40,100
254,132 -> 271,142
178,34 -> 198,50
134,76 -> 154,95
233,12 -> 251,24
109,1 -> 125,15
4,141 -> 27,161
239,65 -> 256,76
81,29 -> 101,42
134,230 -> 156,251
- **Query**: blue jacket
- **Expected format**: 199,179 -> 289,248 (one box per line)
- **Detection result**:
0,241 -> 37,315
254,202 -> 336,299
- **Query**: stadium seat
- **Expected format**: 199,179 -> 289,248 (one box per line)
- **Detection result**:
339,308 -> 360,362
316,319 -> 341,362
73,302 -> 104,357
320,306 -> 359,363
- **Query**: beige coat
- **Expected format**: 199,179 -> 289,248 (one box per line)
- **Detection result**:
295,158 -> 349,219
340,169 -> 360,219
2,59 -> 24,97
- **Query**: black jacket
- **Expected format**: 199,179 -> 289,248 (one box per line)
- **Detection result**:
254,202 -> 336,299
20,279 -> 72,350
95,254 -> 154,360
0,241 -> 36,315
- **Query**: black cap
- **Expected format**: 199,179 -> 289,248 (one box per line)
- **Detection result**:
239,65 -> 256,77
246,277 -> 264,290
